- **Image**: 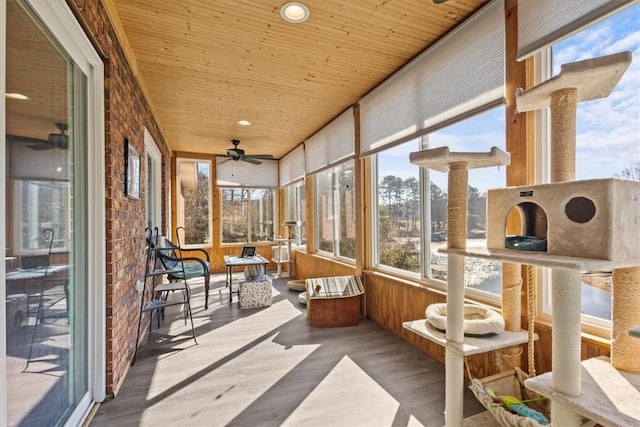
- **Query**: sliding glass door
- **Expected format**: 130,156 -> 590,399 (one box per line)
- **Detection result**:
2,0 -> 105,425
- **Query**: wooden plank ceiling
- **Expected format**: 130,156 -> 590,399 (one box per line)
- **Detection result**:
110,0 -> 489,158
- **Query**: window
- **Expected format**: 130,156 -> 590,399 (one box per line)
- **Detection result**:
540,4 -> 640,324
374,139 -> 421,274
176,158 -> 211,245
428,109 -> 505,296
372,108 -> 505,297
15,180 -> 70,252
145,129 -> 162,232
314,160 -> 356,259
284,180 -> 306,246
3,0 -> 106,424
221,187 -> 275,243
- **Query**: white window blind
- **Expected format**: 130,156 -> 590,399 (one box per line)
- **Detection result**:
216,158 -> 278,187
359,0 -> 505,157
517,0 -> 636,61
304,107 -> 355,174
279,144 -> 305,186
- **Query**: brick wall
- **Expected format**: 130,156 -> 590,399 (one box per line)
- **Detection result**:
68,0 -> 171,397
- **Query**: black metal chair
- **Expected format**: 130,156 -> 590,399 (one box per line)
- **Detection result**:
23,228 -> 62,370
150,227 -> 211,310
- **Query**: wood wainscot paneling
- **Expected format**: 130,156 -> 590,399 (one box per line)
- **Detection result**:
294,251 -> 356,280
361,270 -> 614,382
364,271 -> 447,363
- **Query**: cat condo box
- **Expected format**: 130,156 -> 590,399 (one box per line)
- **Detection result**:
487,178 -> 640,262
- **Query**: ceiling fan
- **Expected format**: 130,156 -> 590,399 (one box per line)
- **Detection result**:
222,139 -> 273,165
6,123 -> 69,151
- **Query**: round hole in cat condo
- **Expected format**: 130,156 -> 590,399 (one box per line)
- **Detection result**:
504,202 -> 548,252
565,196 -> 596,224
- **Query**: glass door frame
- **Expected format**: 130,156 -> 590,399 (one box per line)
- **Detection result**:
0,0 -> 106,424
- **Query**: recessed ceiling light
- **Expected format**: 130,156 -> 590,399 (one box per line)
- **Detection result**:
237,119 -> 252,126
280,2 -> 309,24
5,92 -> 30,100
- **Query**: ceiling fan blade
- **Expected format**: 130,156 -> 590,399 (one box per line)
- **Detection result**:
225,140 -> 272,165
242,157 -> 262,165
27,143 -> 55,151
218,157 -> 234,164
7,134 -> 48,145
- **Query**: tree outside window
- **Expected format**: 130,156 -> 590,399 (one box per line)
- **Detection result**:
374,108 -> 505,297
315,160 -> 355,259
222,187 -> 275,243
376,139 -> 421,273
285,181 -> 306,246
177,159 -> 211,245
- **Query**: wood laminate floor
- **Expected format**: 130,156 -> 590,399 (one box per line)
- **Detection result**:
89,274 -> 485,427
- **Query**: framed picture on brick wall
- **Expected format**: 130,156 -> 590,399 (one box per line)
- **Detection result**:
125,138 -> 141,199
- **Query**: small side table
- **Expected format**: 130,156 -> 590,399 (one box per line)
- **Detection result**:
238,276 -> 273,309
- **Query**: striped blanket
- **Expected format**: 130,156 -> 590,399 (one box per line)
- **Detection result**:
306,275 -> 364,299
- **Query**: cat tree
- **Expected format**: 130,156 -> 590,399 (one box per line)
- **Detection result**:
509,51 -> 638,427
404,146 -> 522,427
405,51 -> 639,427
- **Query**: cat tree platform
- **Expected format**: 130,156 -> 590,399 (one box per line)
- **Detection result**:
409,146 -> 510,171
402,320 -> 534,357
525,357 -> 640,427
515,51 -> 632,112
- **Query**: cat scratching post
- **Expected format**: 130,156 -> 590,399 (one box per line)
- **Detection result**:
497,262 -> 523,371
502,262 -> 522,332
516,51 -> 633,426
410,146 -> 510,427
612,267 -> 640,373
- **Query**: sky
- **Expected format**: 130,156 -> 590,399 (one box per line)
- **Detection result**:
555,3 -> 640,182
378,3 -> 639,194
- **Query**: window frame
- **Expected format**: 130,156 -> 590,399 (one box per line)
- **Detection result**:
219,186 -> 277,245
369,113 -> 506,307
1,0 -> 107,421
532,3 -> 640,334
145,128 -> 163,233
175,157 -> 213,248
284,179 -> 306,248
11,178 -> 71,255
313,159 -> 356,262
370,138 -> 423,280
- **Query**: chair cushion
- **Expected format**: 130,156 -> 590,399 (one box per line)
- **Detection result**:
170,261 -> 209,279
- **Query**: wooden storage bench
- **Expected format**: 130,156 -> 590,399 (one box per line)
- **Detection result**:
305,276 -> 364,327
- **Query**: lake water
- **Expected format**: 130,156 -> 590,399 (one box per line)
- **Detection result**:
428,238 -> 611,320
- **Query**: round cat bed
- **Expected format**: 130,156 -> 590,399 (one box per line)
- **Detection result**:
426,303 -> 505,336
298,292 -> 307,305
287,279 -> 306,292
